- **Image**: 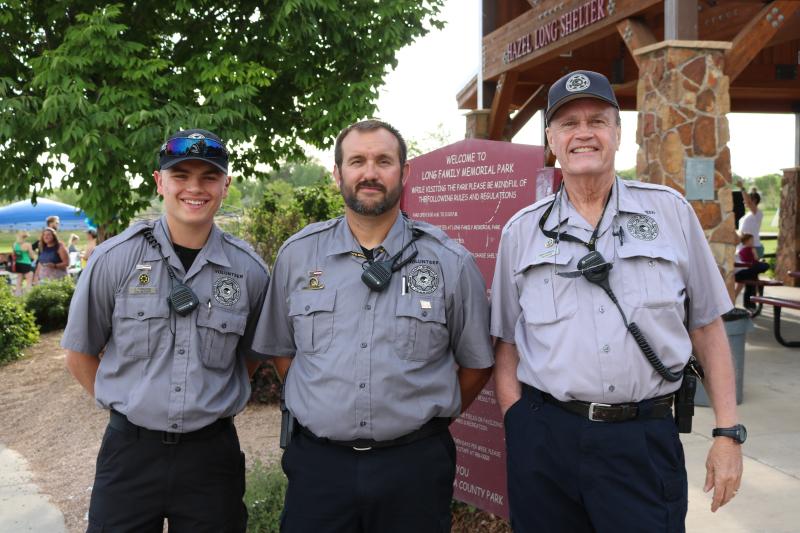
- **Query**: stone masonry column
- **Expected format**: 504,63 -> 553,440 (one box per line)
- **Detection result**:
464,109 -> 491,139
776,167 -> 800,286
634,41 -> 737,296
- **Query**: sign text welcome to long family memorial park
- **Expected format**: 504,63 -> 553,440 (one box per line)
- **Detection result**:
403,139 -> 558,518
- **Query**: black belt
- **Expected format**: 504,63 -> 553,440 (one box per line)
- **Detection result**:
524,384 -> 674,422
297,417 -> 451,450
109,410 -> 232,445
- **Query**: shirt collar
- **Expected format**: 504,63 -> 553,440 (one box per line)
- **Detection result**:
141,217 -> 231,272
615,177 -> 648,215
326,212 -> 408,259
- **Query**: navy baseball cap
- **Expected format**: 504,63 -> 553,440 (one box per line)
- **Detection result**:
545,70 -> 619,125
158,129 -> 229,173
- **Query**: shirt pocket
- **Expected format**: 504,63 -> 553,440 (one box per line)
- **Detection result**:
394,295 -> 448,361
112,298 -> 170,359
196,307 -> 247,370
617,245 -> 683,308
288,289 -> 336,355
515,253 -> 577,325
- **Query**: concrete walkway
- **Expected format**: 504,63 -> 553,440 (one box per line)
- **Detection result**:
0,444 -> 66,533
685,285 -> 800,532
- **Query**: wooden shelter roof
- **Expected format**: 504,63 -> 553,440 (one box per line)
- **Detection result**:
458,0 -> 800,139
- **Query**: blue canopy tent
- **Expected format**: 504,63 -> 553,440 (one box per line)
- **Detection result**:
0,198 -> 91,232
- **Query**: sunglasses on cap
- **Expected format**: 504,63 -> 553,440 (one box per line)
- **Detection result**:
159,137 -> 228,159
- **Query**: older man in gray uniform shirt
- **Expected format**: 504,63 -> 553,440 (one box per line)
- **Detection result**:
491,71 -> 744,532
62,129 -> 269,533
252,119 -> 494,533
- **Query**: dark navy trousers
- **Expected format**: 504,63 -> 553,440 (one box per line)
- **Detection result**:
87,422 -> 247,533
505,385 -> 687,533
280,429 -> 456,533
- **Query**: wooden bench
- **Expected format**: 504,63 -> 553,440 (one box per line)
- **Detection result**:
749,296 -> 800,347
740,278 -> 783,317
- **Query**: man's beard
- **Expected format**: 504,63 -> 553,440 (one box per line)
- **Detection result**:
342,179 -> 402,216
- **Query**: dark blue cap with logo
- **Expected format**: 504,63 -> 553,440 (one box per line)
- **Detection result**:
545,70 -> 619,125
158,129 -> 229,173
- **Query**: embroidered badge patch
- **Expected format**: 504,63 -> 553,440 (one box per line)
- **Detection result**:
565,73 -> 590,92
627,215 -> 659,241
213,276 -> 241,306
408,265 -> 439,294
138,273 -> 150,285
303,270 -> 325,290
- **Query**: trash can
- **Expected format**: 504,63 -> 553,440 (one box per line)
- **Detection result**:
695,308 -> 753,406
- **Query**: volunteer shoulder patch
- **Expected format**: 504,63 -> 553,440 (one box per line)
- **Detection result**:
408,265 -> 439,294
213,276 -> 241,306
627,214 -> 659,241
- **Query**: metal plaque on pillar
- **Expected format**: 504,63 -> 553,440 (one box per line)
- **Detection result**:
685,157 -> 715,200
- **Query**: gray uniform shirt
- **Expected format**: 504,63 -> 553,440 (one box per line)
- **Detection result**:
252,214 -> 494,441
61,217 -> 270,432
490,178 -> 732,403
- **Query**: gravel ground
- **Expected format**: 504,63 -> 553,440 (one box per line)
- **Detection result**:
0,330 -> 282,533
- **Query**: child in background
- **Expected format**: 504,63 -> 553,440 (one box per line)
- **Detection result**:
734,233 -> 769,308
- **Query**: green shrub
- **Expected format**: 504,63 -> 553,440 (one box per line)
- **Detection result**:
250,363 -> 282,404
245,460 -> 287,533
0,283 -> 40,364
25,277 -> 75,331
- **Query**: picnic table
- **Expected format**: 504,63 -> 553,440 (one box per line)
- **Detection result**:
749,295 -> 800,347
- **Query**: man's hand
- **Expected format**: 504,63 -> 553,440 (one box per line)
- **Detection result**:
704,437 -> 743,512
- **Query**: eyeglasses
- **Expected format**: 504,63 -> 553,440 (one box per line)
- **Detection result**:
160,137 -> 228,159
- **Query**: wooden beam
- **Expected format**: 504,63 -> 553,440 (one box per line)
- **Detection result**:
616,18 -> 657,67
725,0 -> 800,81
488,71 -> 519,140
507,85 -> 547,139
482,0 -> 660,80
665,0 -> 698,40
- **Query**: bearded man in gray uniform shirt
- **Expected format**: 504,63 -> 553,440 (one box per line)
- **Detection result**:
491,71 -> 744,532
62,129 -> 269,533
251,119 -> 494,533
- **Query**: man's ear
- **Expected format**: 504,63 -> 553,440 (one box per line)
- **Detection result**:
154,170 -> 164,195
401,162 -> 411,186
222,175 -> 232,197
332,165 -> 342,190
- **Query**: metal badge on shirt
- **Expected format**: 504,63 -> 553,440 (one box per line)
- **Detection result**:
408,264 -> 439,294
213,276 -> 241,306
129,264 -> 158,295
627,214 -> 660,241
303,270 -> 325,290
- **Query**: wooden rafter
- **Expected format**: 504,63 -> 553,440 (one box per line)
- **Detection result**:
725,0 -> 800,81
488,71 -> 519,140
616,18 -> 657,67
507,85 -> 547,139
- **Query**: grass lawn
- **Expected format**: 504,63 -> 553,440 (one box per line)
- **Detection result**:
0,232 -> 17,254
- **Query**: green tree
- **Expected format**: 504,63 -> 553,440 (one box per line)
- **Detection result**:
0,1 -> 444,237
617,167 -> 636,180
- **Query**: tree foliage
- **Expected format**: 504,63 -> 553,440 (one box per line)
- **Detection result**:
0,1 -> 444,234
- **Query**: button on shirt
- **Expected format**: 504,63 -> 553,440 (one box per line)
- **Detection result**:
61,217 -> 270,432
490,179 -> 732,403
252,214 -> 493,441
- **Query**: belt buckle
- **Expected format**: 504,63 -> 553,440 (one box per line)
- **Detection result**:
352,446 -> 372,451
162,432 -> 180,445
588,402 -> 612,422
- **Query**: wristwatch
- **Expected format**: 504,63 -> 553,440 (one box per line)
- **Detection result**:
712,424 -> 747,444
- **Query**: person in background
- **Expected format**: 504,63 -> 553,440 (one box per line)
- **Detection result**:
33,227 -> 68,282
734,233 -> 769,309
82,228 -> 98,264
68,233 -> 80,254
12,230 -> 36,295
31,215 -> 60,252
738,180 -> 764,258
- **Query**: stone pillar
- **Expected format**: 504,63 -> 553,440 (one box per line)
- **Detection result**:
776,167 -> 800,286
464,109 -> 491,139
634,41 -> 737,297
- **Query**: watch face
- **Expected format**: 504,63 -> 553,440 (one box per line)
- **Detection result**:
738,424 -> 747,444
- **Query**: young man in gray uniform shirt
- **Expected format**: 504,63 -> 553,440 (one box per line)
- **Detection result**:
62,129 -> 270,532
251,119 -> 494,533
491,71 -> 744,532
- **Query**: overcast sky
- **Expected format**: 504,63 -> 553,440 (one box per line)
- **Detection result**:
357,0 -> 797,178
